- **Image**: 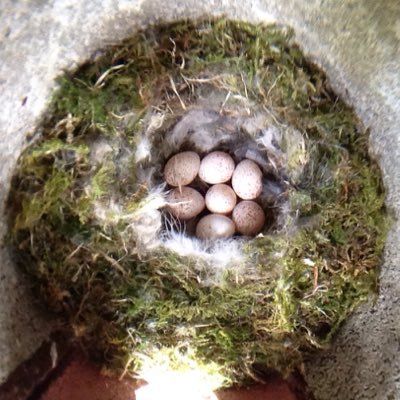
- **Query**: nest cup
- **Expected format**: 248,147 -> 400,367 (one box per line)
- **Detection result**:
138,107 -> 293,242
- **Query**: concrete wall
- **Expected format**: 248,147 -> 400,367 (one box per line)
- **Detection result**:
1,1 -> 399,398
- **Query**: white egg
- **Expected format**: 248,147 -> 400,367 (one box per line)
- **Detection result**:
164,151 -> 200,187
205,184 -> 237,214
198,151 -> 235,184
232,201 -> 265,236
167,186 -> 205,220
196,214 -> 236,240
231,159 -> 263,200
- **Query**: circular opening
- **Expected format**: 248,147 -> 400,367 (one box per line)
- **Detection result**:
7,19 -> 387,388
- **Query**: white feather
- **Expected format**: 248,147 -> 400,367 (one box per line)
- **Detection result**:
135,135 -> 152,163
162,231 -> 250,286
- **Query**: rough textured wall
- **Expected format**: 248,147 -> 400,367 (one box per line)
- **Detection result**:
0,1 -> 399,398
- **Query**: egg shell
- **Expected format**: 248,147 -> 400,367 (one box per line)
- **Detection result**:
167,186 -> 205,220
198,151 -> 235,184
196,214 -> 236,240
231,159 -> 263,200
232,200 -> 266,236
205,184 -> 237,214
164,151 -> 200,187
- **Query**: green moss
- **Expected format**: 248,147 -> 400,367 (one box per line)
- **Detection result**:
90,162 -> 116,200
15,168 -> 74,230
7,19 -> 389,387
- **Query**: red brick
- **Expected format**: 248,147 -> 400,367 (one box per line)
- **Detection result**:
217,382 -> 297,400
40,355 -> 298,400
40,356 -> 138,400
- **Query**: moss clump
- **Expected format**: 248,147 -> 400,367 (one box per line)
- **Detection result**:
8,19 -> 389,387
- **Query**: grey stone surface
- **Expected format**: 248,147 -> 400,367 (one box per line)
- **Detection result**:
0,0 -> 399,398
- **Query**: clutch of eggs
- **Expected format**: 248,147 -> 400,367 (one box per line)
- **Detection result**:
164,150 -> 266,239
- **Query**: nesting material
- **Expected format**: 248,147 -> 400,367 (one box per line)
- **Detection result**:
7,19 -> 388,388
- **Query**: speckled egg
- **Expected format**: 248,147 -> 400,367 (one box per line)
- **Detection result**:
196,214 -> 236,240
198,151 -> 235,184
205,184 -> 237,214
167,186 -> 205,220
232,200 -> 266,236
231,159 -> 263,200
164,151 -> 200,187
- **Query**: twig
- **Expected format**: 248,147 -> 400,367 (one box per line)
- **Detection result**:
95,64 -> 125,88
169,38 -> 177,63
100,251 -> 128,276
169,75 -> 186,110
267,71 -> 285,97
219,91 -> 231,114
65,243 -> 84,261
180,73 -> 228,83
240,71 -> 249,99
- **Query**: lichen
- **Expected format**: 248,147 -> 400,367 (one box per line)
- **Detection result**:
7,19 -> 389,387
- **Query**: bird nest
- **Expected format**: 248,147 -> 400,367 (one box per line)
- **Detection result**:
7,19 -> 388,387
